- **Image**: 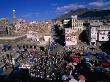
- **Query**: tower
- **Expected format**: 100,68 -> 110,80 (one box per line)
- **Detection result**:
71,15 -> 77,28
12,9 -> 16,26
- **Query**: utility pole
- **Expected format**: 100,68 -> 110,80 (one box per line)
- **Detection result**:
48,38 -> 51,55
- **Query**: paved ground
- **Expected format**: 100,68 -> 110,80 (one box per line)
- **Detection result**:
0,65 -> 13,76
3,66 -> 13,76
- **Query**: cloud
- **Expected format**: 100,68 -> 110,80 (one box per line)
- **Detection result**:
57,4 -> 85,11
88,1 -> 110,9
56,4 -> 85,14
89,2 -> 104,7
56,1 -> 110,14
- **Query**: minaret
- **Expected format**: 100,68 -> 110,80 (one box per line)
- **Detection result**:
12,9 -> 16,26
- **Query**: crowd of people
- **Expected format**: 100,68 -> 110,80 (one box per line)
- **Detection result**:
1,43 -> 110,82
18,48 -> 64,80
14,45 -> 110,82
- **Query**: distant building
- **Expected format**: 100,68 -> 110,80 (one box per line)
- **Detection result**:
64,15 -> 84,47
86,20 -> 103,26
15,19 -> 29,34
0,18 -> 9,35
71,15 -> 83,31
29,21 -> 38,24
86,25 -> 97,46
86,22 -> 110,46
63,20 -> 70,24
27,30 -> 42,42
0,22 -> 6,35
98,25 -> 110,42
15,19 -> 53,36
15,19 -> 27,30
65,28 -> 78,46
44,35 -> 51,42
98,30 -> 109,41
0,18 -> 8,24
27,30 -> 51,42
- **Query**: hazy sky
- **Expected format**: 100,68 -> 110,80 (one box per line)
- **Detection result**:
0,0 -> 109,21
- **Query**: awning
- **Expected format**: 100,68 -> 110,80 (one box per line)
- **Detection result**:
71,56 -> 80,63
3,44 -> 12,49
96,52 -> 104,57
83,51 -> 92,56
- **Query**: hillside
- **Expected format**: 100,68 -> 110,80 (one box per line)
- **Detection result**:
55,8 -> 110,21
79,9 -> 110,19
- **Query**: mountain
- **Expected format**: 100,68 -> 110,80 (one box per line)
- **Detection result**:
55,8 -> 110,21
79,9 -> 110,19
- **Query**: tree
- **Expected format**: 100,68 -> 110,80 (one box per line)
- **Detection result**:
6,26 -> 9,34
79,30 -> 89,43
53,24 -> 65,46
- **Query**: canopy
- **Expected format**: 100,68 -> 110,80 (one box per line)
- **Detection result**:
106,55 -> 110,60
101,61 -> 110,68
96,52 -> 104,57
3,44 -> 12,49
71,56 -> 80,63
83,51 -> 92,56
101,56 -> 107,61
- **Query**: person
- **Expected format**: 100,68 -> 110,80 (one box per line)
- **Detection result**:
62,75 -> 68,81
68,75 -> 78,82
78,75 -> 86,82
